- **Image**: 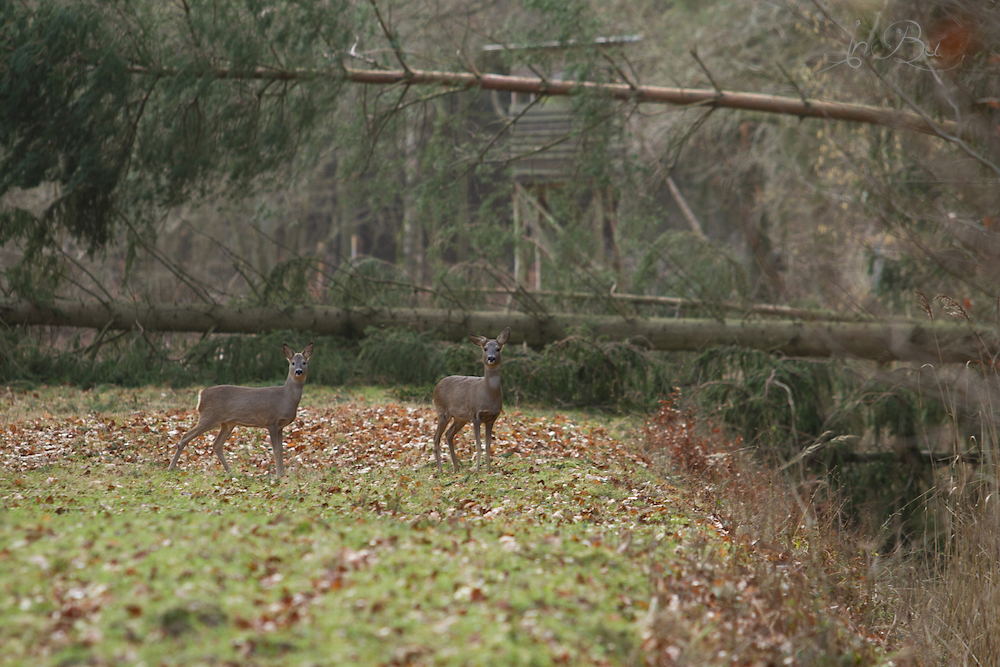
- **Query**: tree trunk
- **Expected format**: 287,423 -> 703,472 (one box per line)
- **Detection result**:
126,66 -> 961,139
1,299 -> 987,363
401,114 -> 424,284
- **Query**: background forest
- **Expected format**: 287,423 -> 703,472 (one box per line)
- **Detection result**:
3,0 -> 997,315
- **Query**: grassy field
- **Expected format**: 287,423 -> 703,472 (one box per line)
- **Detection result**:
1,386 -> 892,666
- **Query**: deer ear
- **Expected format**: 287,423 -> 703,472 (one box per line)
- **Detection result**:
496,327 -> 511,346
303,342 -> 314,360
283,344 -> 294,360
469,334 -> 487,347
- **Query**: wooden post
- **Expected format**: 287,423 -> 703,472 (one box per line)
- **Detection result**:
513,185 -> 529,287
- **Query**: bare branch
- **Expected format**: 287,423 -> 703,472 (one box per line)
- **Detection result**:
809,0 -> 1000,178
665,176 -> 708,242
689,48 -> 722,96
367,0 -> 412,75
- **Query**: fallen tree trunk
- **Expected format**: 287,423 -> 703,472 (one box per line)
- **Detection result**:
126,65 -> 961,139
0,299 -> 988,363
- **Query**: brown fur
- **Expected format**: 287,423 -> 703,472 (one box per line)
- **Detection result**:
168,343 -> 313,477
432,328 -> 510,474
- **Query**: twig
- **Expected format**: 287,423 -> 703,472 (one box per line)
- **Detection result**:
119,214 -> 216,304
179,0 -> 202,50
689,47 -> 723,97
665,175 -> 708,241
50,239 -> 117,305
776,62 -> 810,107
450,94 -> 544,184
393,86 -> 467,112
479,263 -> 550,320
599,49 -> 638,90
620,52 -> 643,91
663,106 -> 716,173
356,82 -> 412,175
367,0 -> 412,75
471,97 -> 632,174
514,182 -> 564,233
810,0 -> 1000,179
441,21 -> 481,80
345,41 -> 385,69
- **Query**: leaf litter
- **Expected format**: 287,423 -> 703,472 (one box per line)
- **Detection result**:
3,401 -> 648,475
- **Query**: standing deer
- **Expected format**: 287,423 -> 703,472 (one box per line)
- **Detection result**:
168,343 -> 313,477
432,327 -> 511,475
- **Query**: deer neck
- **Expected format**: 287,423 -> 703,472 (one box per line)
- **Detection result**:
483,366 -> 502,397
284,373 -> 306,401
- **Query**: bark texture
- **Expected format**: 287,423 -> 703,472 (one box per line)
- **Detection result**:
124,65 -> 961,138
1,299 -> 987,363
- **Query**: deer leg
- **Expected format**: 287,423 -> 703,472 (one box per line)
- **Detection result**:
268,425 -> 285,478
484,420 -> 495,472
445,419 -> 467,472
433,414 -> 450,475
472,418 -> 483,471
211,423 -> 235,472
168,417 -> 215,470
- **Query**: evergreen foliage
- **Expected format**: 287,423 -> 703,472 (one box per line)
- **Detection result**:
359,327 -> 447,386
1,0 -> 352,291
632,231 -> 750,305
694,347 -> 833,457
0,3 -> 132,257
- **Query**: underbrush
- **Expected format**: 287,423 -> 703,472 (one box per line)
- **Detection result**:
642,395 -> 890,666
647,373 -> 1000,665
0,325 -> 683,411
887,361 -> 1000,665
879,295 -> 1000,665
889,490 -> 1000,665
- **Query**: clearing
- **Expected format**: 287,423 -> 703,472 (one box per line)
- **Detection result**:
1,386 -> 889,666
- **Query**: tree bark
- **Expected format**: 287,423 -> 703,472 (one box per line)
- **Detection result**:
1,299 -> 988,363
666,176 -> 707,242
401,113 -> 424,285
125,65 -> 961,139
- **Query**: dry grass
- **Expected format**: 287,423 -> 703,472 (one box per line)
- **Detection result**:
641,396 -> 890,666
891,293 -> 1000,666
641,384 -> 1000,666
888,470 -> 1000,666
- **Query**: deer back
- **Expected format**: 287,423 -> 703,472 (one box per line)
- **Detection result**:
433,374 -> 503,422
197,383 -> 301,428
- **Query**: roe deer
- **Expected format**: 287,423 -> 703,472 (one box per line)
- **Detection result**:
168,343 -> 313,477
432,327 -> 511,475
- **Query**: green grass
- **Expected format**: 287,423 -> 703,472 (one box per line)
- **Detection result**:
1,462 -> 681,666
0,386 -> 896,666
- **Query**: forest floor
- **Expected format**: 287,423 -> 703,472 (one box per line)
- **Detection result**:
0,385 -> 897,666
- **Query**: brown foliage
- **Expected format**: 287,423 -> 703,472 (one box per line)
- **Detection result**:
643,392 -> 735,479
642,393 -> 892,666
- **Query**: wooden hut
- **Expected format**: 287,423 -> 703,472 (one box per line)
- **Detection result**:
483,35 -> 641,289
